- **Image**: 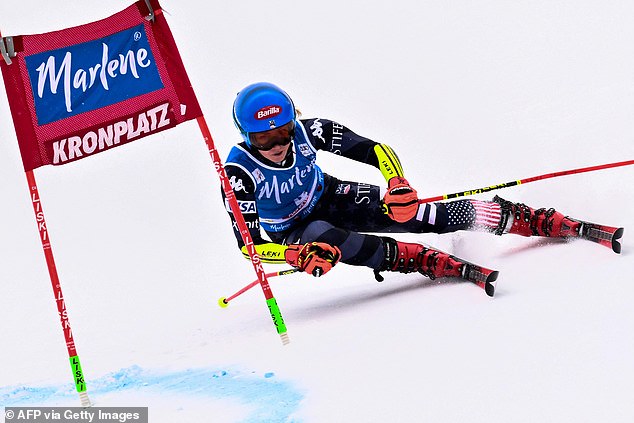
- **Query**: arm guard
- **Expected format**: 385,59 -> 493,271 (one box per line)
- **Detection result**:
374,144 -> 405,182
240,242 -> 289,264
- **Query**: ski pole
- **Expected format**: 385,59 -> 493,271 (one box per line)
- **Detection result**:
418,159 -> 634,203
218,268 -> 300,308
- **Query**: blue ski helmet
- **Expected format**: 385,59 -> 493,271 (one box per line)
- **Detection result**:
232,82 -> 296,146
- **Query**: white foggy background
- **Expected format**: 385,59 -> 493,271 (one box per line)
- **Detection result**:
1,1 -> 633,421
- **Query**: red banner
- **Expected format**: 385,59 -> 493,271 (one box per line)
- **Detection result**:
0,0 -> 202,171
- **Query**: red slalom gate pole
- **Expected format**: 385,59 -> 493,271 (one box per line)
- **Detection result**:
418,159 -> 634,203
196,116 -> 290,345
25,171 -> 91,407
218,268 -> 300,308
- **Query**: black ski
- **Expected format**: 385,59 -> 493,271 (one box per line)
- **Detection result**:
573,221 -> 624,254
453,256 -> 499,297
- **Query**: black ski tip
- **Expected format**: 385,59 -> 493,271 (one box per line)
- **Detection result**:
485,271 -> 499,297
612,227 -> 624,254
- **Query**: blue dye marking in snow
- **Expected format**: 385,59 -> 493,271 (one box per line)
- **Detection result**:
0,366 -> 304,422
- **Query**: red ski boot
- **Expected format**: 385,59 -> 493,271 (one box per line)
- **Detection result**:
378,237 -> 499,296
383,239 -> 463,279
493,195 -> 624,253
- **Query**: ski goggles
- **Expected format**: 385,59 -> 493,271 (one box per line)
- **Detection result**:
249,120 -> 295,151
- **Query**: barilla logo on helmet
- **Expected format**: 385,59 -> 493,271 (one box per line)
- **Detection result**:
254,105 -> 282,120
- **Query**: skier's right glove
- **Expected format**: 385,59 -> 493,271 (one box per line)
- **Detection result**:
285,242 -> 342,277
382,177 -> 419,223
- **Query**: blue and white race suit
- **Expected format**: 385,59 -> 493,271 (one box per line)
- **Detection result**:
222,118 -> 477,269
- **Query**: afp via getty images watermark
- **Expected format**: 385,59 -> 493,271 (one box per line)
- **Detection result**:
4,408 -> 148,423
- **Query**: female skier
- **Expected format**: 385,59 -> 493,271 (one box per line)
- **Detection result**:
222,82 -> 622,294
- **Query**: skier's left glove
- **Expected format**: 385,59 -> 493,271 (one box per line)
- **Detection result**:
285,242 -> 342,277
382,177 -> 419,223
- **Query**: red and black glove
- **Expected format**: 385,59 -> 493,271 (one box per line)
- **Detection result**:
382,177 -> 419,223
285,242 -> 341,277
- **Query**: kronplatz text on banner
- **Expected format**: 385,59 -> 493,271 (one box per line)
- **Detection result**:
0,0 -> 202,171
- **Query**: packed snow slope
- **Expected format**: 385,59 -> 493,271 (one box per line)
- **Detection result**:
1,1 -> 633,422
